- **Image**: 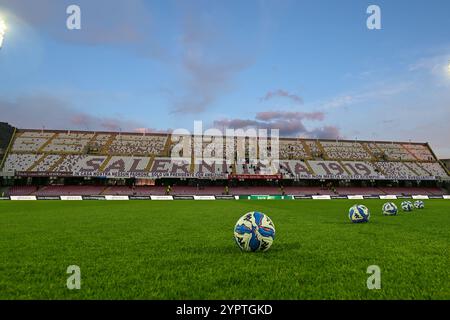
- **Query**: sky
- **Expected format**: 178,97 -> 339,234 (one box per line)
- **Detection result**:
0,0 -> 449,157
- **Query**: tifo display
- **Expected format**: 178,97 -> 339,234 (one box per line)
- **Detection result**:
1,129 -> 448,180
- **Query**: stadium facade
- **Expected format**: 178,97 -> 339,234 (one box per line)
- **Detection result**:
0,122 -> 449,196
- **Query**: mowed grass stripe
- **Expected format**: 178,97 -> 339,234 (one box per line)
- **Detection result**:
0,200 -> 449,299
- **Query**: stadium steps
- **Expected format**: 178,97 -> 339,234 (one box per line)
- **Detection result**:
402,144 -> 420,161
101,134 -> 116,154
302,159 -> 315,175
231,162 -> 236,174
86,132 -> 99,153
315,141 -> 328,159
300,140 -> 313,159
361,142 -> 376,160
144,156 -> 155,172
369,143 -> 384,157
48,154 -> 67,172
162,133 -> 172,157
37,132 -> 58,153
438,160 -> 450,176
27,153 -> 48,172
101,186 -> 116,195
371,161 -> 386,175
99,155 -> 113,172
415,162 -> 432,176
403,162 -> 420,176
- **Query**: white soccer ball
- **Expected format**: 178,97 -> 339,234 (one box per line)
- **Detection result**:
382,202 -> 398,216
414,200 -> 425,209
401,201 -> 413,212
348,204 -> 370,223
234,211 -> 276,252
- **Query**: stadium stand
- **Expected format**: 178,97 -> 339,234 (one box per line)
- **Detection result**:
4,184 -> 446,196
321,141 -> 372,160
279,139 -> 309,160
405,161 -> 432,177
10,131 -> 54,152
3,153 -> 41,172
34,185 -> 106,196
7,185 -> 38,195
31,155 -> 62,172
279,160 -> 312,179
377,187 -> 445,196
369,142 -> 416,161
193,159 -> 231,177
419,162 -> 449,177
108,134 -> 167,155
307,160 -> 350,176
0,125 -> 448,196
305,140 -> 324,158
402,143 -> 435,161
54,155 -> 108,173
374,161 -> 416,177
340,161 -> 379,177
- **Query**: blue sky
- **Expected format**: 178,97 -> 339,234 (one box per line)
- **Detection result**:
0,0 -> 449,157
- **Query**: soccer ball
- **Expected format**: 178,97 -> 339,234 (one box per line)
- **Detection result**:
382,202 -> 398,216
348,204 -> 370,223
401,201 -> 413,212
414,200 -> 425,209
234,211 -> 276,252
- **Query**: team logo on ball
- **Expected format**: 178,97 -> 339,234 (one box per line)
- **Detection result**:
382,202 -> 398,216
348,204 -> 370,223
414,200 -> 425,209
234,211 -> 275,252
401,201 -> 414,212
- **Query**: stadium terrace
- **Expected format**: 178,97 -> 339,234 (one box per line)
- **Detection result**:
0,122 -> 449,197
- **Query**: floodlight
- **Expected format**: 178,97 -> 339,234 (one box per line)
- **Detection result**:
0,18 -> 6,49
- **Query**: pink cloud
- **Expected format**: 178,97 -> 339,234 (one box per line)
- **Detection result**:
213,110 -> 340,138
0,94 -> 146,132
260,89 -> 303,104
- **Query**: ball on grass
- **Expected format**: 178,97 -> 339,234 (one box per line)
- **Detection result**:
401,201 -> 414,212
414,200 -> 425,209
349,204 -> 370,223
234,211 -> 275,252
382,202 -> 398,216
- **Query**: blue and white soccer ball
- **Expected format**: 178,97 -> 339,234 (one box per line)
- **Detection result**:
414,200 -> 425,209
234,211 -> 276,252
382,202 -> 398,216
401,201 -> 414,212
348,204 -> 370,223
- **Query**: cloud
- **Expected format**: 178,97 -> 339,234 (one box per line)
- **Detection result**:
255,110 -> 324,121
0,94 -> 146,132
1,0 -> 252,115
171,7 -> 251,114
213,110 -> 340,138
260,89 -> 303,104
0,0 -> 168,59
309,126 -> 341,139
408,53 -> 450,87
319,95 -> 354,109
316,81 -> 413,111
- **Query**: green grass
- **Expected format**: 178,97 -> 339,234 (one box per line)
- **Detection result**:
0,199 -> 449,299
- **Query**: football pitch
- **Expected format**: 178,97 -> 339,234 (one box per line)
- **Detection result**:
0,199 -> 449,300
